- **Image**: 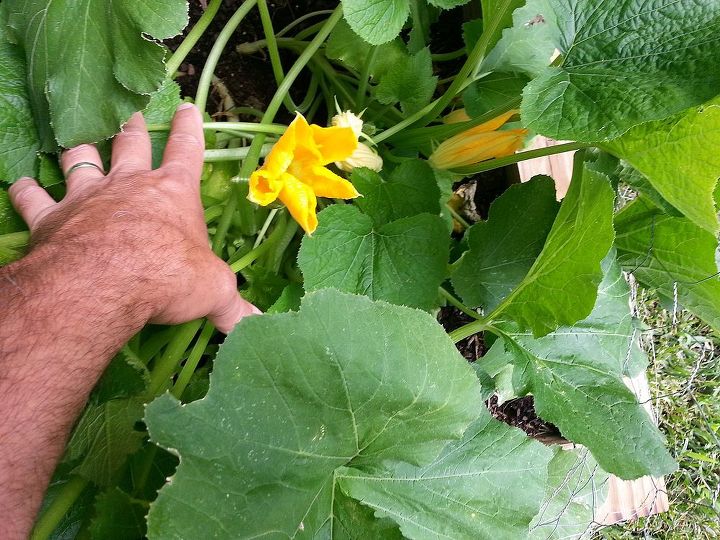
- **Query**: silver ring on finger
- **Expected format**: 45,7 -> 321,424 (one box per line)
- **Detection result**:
64,161 -> 104,178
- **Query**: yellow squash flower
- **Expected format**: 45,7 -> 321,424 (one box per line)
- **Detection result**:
443,108 -> 471,124
429,110 -> 527,169
248,113 -> 359,234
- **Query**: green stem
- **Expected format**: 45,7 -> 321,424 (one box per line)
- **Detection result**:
296,75 -> 319,113
294,20 -> 327,40
131,445 -> 158,499
31,476 -> 88,540
432,48 -> 466,62
439,287 -> 480,319
449,318 -> 493,343
236,36 -> 307,55
276,9 -> 334,37
257,0 -> 297,112
265,220 -> 298,273
0,230 -> 29,248
373,99 -> 439,143
445,204 -> 470,229
204,144 -> 273,162
310,56 -> 357,109
231,210 -> 290,272
356,45 -> 377,108
230,240 -> 274,272
450,142 -> 590,175
212,7 -> 343,255
195,0 -> 258,113
412,0 -> 516,128
146,122 -> 285,134
0,230 -> 30,262
254,208 -> 279,247
147,320 -> 204,396
409,0 -> 428,47
171,322 -> 216,399
166,0 -> 223,77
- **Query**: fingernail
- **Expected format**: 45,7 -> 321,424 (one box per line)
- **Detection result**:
177,102 -> 195,112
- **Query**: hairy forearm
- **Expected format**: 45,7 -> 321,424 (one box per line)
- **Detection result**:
0,248 -> 151,538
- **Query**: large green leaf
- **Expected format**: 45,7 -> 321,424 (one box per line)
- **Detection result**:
143,80 -> 183,169
615,197 -> 720,332
342,0 -> 410,45
338,408 -> 552,539
89,488 -> 147,540
375,47 -> 437,114
0,189 -> 25,235
479,0 -> 525,51
0,16 -> 40,181
463,72 -> 530,118
515,0 -> 720,141
299,205 -> 449,310
65,398 -> 145,486
145,290 -> 552,537
481,256 -> 675,478
452,176 -> 559,312
604,98 -> 720,233
481,0 -> 560,78
63,352 -> 149,487
326,20 -> 436,112
4,0 -> 187,149
352,160 -> 441,225
529,448 -> 609,540
326,19 -> 406,77
486,159 -> 615,336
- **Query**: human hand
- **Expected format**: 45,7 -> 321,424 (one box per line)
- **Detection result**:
8,103 -> 259,333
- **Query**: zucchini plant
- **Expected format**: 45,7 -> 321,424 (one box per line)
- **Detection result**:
1,0 -> 718,537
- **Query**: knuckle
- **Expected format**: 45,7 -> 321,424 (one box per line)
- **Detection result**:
62,144 -> 95,161
217,265 -> 239,296
9,182 -> 39,207
118,128 -> 147,141
168,132 -> 203,149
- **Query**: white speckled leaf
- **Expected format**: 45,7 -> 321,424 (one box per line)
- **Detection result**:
485,159 -> 615,337
338,407 -> 552,539
515,0 -> 720,141
615,196 -> 720,333
482,256 -> 675,479
605,97 -> 720,233
4,0 -> 187,149
0,11 -> 39,180
146,290 -> 493,538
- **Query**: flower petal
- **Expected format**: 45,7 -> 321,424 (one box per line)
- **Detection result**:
302,165 -> 361,199
291,113 -> 324,165
429,128 -> 527,169
261,116 -> 297,177
248,169 -> 284,206
310,124 -> 358,165
465,109 -> 518,134
278,173 -> 319,234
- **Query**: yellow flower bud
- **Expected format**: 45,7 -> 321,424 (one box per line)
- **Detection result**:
443,108 -> 471,124
335,142 -> 383,173
331,110 -> 364,139
429,110 -> 527,170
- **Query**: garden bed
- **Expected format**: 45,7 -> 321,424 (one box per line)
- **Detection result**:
1,0 -> 715,537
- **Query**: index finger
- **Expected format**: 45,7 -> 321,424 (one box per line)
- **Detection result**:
161,103 -> 205,181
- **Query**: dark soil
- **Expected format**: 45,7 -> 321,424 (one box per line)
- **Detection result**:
437,307 -> 487,361
438,305 -> 562,440
166,0 -> 336,122
487,396 -> 561,440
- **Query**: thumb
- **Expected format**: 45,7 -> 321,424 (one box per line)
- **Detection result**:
209,291 -> 262,334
